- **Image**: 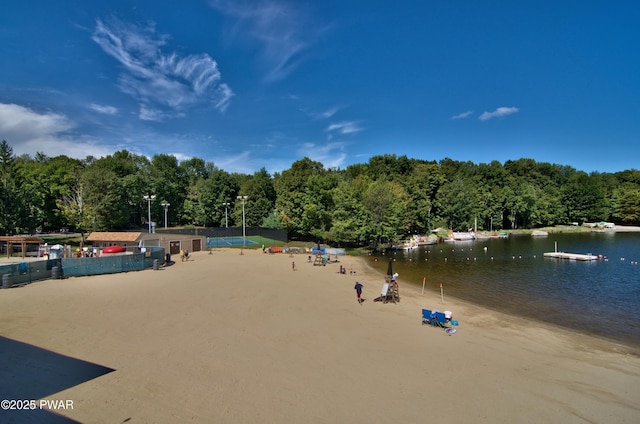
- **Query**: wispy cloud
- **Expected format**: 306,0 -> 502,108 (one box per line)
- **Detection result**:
92,17 -> 233,121
319,106 -> 341,119
326,121 -> 363,135
479,106 -> 519,121
451,110 -> 473,120
0,102 -> 111,158
209,0 -> 322,81
89,103 -> 118,115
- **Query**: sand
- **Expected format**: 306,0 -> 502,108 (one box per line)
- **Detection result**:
1,249 -> 639,423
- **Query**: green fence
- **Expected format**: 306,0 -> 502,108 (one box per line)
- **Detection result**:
0,259 -> 62,286
0,247 -> 165,287
61,247 -> 165,277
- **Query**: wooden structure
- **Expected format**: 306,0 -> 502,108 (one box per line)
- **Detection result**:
374,278 -> 400,303
0,236 -> 44,259
86,232 -> 205,257
543,252 -> 599,261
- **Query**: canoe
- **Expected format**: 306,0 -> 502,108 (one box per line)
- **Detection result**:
102,245 -> 126,254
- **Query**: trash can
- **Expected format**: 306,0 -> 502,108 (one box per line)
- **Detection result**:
2,274 -> 13,289
153,259 -> 159,270
51,265 -> 60,279
165,253 -> 171,263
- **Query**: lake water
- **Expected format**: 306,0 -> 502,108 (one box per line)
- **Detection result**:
364,232 -> 640,349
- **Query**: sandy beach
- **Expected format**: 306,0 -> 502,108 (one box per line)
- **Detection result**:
1,249 -> 639,423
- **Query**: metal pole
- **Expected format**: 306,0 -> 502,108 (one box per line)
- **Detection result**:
161,201 -> 170,229
242,200 -> 246,247
222,202 -> 229,228
237,196 -> 247,248
143,195 -> 156,233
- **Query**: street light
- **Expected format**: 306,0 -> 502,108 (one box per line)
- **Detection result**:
143,194 -> 156,233
161,201 -> 170,229
237,195 -> 248,248
222,202 -> 230,228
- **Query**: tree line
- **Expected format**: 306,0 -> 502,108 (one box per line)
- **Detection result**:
1,139 -> 639,247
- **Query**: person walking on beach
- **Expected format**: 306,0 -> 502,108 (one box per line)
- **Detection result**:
354,281 -> 363,304
292,261 -> 296,271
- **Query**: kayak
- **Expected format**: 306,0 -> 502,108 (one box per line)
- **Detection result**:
102,245 -> 126,254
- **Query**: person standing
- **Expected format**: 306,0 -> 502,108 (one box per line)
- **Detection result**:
354,281 -> 363,304
292,261 -> 296,271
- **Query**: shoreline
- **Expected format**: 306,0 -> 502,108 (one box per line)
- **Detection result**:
358,254 -> 640,356
1,249 -> 639,423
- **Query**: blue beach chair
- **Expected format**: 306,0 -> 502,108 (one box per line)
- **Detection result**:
431,311 -> 449,328
421,309 -> 434,325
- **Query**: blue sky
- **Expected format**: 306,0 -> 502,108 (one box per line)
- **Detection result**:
1,0 -> 638,174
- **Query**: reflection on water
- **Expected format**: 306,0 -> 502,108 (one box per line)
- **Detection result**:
365,232 -> 640,349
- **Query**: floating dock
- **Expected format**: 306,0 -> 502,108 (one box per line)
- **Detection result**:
543,252 -> 599,261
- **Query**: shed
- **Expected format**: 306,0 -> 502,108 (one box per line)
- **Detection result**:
0,236 -> 44,259
86,232 -> 205,256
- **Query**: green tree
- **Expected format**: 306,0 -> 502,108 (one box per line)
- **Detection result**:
611,184 -> 640,224
361,179 -> 408,248
274,157 -> 324,236
0,140 -> 19,234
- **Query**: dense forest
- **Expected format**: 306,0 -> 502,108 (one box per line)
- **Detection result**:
1,139 -> 639,247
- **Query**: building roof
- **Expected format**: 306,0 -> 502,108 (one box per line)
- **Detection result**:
0,236 -> 44,243
86,232 -> 143,242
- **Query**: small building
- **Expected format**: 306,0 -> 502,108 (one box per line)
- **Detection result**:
86,232 -> 205,257
0,236 -> 45,259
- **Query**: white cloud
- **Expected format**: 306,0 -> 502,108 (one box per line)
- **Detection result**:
0,102 -> 112,159
320,106 -> 341,119
92,18 -> 234,120
326,121 -> 363,135
89,103 -> 118,115
210,0 -> 320,81
479,106 -> 519,121
451,110 -> 473,120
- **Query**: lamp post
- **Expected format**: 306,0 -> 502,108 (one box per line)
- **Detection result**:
161,201 -> 170,229
143,194 -> 156,233
222,202 -> 230,228
237,195 -> 248,248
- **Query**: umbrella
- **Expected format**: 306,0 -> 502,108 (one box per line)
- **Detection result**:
50,244 -> 63,250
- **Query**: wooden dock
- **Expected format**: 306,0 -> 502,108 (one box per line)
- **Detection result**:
543,252 -> 599,261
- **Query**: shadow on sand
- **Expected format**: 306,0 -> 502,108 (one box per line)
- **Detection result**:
0,336 -> 115,423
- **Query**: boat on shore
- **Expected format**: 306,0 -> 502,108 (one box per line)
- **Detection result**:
532,230 -> 549,237
392,234 -> 438,250
445,230 -> 476,242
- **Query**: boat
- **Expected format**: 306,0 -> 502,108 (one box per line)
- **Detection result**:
102,245 -> 126,254
446,230 -> 476,241
392,234 -> 438,250
531,230 -> 549,237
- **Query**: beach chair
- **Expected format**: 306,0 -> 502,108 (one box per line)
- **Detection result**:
431,311 -> 449,328
421,309 -> 434,325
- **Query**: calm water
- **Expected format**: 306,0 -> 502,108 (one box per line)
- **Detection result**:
365,232 -> 640,349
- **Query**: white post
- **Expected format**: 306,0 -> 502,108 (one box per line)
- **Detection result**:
422,277 -> 426,296
237,196 -> 248,249
222,202 -> 230,228
143,195 -> 156,233
161,201 -> 170,229
440,283 -> 444,303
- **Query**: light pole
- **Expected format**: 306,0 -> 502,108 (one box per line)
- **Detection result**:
143,194 -> 156,233
161,201 -> 170,229
222,202 -> 230,228
237,195 -> 248,248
